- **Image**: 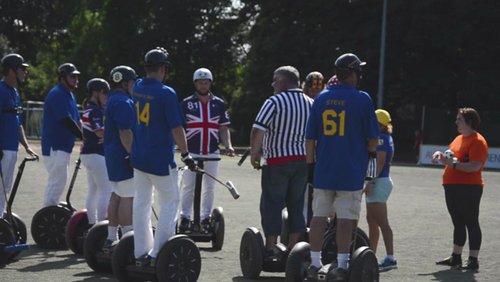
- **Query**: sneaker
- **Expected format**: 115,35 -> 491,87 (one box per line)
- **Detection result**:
102,239 -> 118,254
459,257 -> 479,271
201,218 -> 211,233
436,254 -> 462,267
379,257 -> 398,271
135,254 -> 156,268
325,267 -> 347,282
306,264 -> 321,281
178,217 -> 190,234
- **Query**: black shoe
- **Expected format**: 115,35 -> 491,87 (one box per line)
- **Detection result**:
436,254 -> 462,267
135,254 -> 156,268
102,239 -> 118,254
201,218 -> 211,233
178,217 -> 190,233
459,257 -> 479,271
328,267 -> 348,282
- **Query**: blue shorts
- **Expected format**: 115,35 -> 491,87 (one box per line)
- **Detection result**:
365,177 -> 393,203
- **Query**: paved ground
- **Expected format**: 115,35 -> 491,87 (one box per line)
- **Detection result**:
1,150 -> 499,282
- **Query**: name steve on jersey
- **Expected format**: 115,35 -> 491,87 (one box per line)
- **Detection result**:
325,99 -> 345,106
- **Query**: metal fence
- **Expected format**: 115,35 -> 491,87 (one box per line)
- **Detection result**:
23,100 -> 82,140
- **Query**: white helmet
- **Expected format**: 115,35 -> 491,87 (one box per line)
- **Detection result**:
193,68 -> 213,81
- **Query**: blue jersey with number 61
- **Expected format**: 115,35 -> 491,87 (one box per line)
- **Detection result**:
131,77 -> 184,176
306,84 -> 379,191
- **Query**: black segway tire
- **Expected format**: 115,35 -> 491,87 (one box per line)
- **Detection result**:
84,220 -> 112,273
156,235 -> 201,282
211,207 -> 225,250
0,219 -> 15,265
239,227 -> 264,278
111,231 -> 135,282
65,210 -> 89,255
9,213 -> 27,259
31,205 -> 74,249
285,241 -> 311,282
347,246 -> 379,282
321,227 -> 370,265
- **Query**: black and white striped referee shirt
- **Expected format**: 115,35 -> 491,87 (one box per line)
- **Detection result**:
253,88 -> 313,164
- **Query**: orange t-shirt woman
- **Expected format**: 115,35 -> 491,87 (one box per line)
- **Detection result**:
432,107 -> 488,271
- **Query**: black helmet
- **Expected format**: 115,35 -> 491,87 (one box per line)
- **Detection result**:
334,53 -> 366,71
58,63 -> 81,76
86,78 -> 110,93
144,47 -> 170,66
1,53 -> 29,70
110,65 -> 137,84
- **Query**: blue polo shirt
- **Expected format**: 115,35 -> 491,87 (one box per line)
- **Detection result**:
377,132 -> 394,178
104,91 -> 136,182
0,81 -> 22,151
41,83 -> 80,156
131,77 -> 184,176
306,84 -> 379,191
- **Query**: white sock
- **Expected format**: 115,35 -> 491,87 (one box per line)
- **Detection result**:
311,251 -> 322,267
121,225 -> 133,234
337,253 -> 350,270
107,226 -> 118,241
386,255 -> 395,261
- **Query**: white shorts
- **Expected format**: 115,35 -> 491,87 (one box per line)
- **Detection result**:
312,189 -> 362,220
111,178 -> 135,197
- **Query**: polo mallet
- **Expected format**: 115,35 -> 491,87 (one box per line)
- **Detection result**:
237,148 -> 251,166
195,168 -> 240,200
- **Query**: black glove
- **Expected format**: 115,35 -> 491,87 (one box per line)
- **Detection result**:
0,149 -> 3,161
181,152 -> 197,171
366,151 -> 377,180
307,163 -> 315,184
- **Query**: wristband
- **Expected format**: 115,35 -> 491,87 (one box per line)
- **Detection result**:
452,159 -> 458,169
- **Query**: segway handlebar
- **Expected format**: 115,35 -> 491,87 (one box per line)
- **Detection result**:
237,148 -> 251,166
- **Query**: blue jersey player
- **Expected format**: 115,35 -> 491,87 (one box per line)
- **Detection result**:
0,53 -> 38,217
131,47 -> 196,267
102,66 -> 137,250
81,78 -> 112,228
178,67 -> 235,233
305,53 -> 379,279
41,63 -> 82,208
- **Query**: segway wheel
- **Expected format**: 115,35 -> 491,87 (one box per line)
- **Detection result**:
9,213 -> 28,259
31,206 -> 74,249
211,207 -> 225,250
66,210 -> 89,255
280,209 -> 289,246
156,235 -> 201,282
321,227 -> 370,265
0,219 -> 15,265
239,227 -> 264,278
347,246 -> 379,282
112,231 -> 135,282
84,220 -> 112,273
285,241 -> 311,282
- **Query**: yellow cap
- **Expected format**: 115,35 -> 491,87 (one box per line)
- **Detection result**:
375,109 -> 391,126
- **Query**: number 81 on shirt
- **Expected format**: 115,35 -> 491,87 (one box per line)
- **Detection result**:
322,109 -> 345,136
136,101 -> 150,126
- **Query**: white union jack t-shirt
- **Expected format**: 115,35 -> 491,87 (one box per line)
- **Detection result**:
181,93 -> 230,157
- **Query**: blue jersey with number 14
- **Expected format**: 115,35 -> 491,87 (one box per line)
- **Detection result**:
306,84 -> 379,191
131,77 -> 184,176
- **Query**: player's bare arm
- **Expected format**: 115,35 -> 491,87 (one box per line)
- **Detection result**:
250,127 -> 265,169
171,126 -> 189,155
119,128 -> 133,154
219,125 -> 235,156
306,139 -> 316,164
19,124 -> 38,157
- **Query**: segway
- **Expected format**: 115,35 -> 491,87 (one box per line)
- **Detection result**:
112,232 -> 201,282
0,156 -> 38,265
177,158 -> 240,250
31,158 -> 81,249
83,220 -> 117,273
